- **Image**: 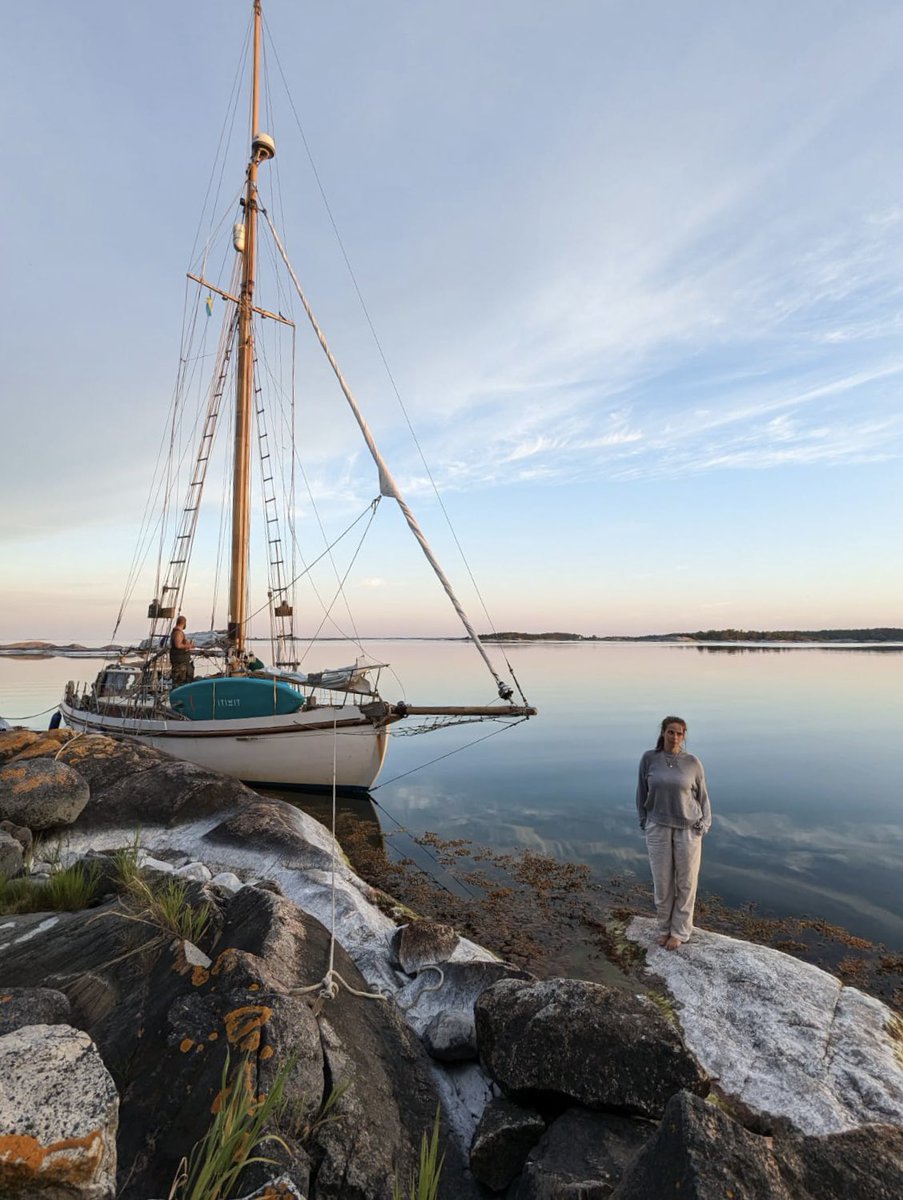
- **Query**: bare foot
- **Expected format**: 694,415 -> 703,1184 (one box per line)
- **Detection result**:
664,936 -> 682,951
657,935 -> 669,947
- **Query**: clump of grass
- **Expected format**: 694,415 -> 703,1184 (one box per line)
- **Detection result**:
30,836 -> 64,871
43,860 -> 102,910
117,870 -> 212,945
393,1106 -> 444,1200
284,1078 -> 349,1144
153,878 -> 212,944
111,832 -> 143,891
108,836 -> 211,945
0,860 -> 102,916
168,1052 -> 292,1200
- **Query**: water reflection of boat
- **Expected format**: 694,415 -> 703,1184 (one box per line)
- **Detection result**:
264,788 -> 386,877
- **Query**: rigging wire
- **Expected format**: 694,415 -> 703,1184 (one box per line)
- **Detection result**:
371,716 -> 530,791
263,31 -> 527,704
113,15 -> 247,645
238,500 -> 380,628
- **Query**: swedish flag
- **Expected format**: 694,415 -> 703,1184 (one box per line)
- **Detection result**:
205,293 -> 214,317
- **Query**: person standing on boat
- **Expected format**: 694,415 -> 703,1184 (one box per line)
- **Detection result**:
169,616 -> 195,688
636,716 -> 711,951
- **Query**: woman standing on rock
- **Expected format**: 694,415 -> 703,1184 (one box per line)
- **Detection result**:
636,716 -> 711,951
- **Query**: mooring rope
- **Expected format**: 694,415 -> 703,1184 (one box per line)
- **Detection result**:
287,709 -> 388,1005
1,705 -> 59,722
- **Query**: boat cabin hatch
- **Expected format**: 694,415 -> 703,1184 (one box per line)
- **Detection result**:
97,667 -> 143,697
170,676 -> 305,721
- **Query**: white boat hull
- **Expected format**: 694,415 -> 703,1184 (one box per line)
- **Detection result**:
59,701 -> 389,792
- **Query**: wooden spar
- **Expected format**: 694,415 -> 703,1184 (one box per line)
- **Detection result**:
187,273 -> 294,326
228,0 -> 263,660
388,704 -> 537,718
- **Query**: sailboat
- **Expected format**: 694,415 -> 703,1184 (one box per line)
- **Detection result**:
59,0 -> 534,792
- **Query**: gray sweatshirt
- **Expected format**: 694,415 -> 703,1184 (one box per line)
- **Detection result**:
636,749 -> 712,834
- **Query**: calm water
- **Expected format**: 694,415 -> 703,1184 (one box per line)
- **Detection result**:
2,641 -> 901,948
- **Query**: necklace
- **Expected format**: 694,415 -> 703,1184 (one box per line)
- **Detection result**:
665,753 -> 680,768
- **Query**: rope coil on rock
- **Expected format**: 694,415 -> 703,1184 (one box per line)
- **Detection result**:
395,964 -> 445,1011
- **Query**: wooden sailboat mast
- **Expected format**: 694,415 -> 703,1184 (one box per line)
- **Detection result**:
228,0 -> 265,659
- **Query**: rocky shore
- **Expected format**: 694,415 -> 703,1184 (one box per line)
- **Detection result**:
1,727 -> 902,1199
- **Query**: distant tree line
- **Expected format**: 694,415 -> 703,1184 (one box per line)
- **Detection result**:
478,628 -> 903,643
673,628 -> 903,643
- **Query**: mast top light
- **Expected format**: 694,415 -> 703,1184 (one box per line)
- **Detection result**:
253,132 -> 276,162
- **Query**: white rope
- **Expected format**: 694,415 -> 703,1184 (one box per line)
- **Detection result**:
395,964 -> 445,1011
286,708 -> 388,1005
55,731 -> 86,760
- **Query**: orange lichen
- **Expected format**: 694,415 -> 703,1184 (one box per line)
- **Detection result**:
223,1005 -> 273,1051
2,765 -> 44,794
10,734 -> 74,762
248,982 -> 260,992
0,996 -> 11,1003
0,1129 -> 104,1184
260,1045 -> 274,1061
208,1031 -> 219,1041
0,731 -> 40,759
191,966 -> 210,987
179,1038 -> 195,1054
211,949 -> 240,976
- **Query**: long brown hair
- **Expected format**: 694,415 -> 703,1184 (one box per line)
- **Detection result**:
655,715 -> 687,752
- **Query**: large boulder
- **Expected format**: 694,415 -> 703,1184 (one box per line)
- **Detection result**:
0,829 -> 23,878
0,880 -> 479,1200
774,1122 -> 903,1199
0,819 -> 33,858
469,1096 -> 545,1192
72,756 -> 254,829
0,729 -> 42,766
475,977 -> 708,1118
610,1091 -> 788,1199
627,916 -> 903,1133
398,960 -> 534,1046
0,1023 -> 119,1199
610,1090 -> 903,1200
0,987 -> 72,1035
53,734 -> 165,793
0,757 -> 90,829
390,919 -> 460,974
515,1107 -> 650,1200
6,729 -> 76,762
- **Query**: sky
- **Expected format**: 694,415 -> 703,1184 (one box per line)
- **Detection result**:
2,0 -> 903,643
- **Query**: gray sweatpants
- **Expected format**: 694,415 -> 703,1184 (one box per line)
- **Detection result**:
644,821 -> 703,942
